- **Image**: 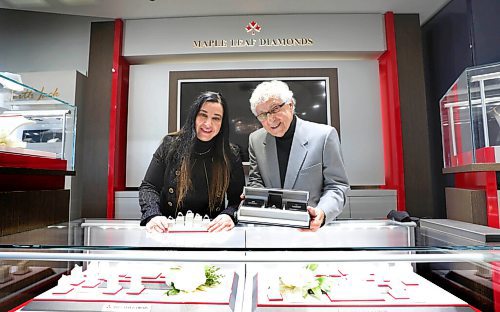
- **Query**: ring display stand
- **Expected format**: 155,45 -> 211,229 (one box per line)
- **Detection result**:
237,187 -> 310,228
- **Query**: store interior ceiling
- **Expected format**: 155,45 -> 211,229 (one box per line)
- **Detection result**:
0,0 -> 450,24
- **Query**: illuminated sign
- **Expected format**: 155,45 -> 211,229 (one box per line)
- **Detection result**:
192,20 -> 314,49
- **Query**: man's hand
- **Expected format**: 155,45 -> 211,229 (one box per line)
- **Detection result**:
207,214 -> 235,232
299,206 -> 325,232
145,216 -> 169,233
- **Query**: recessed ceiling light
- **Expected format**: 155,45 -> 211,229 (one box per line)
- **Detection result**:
59,0 -> 98,5
5,0 -> 49,7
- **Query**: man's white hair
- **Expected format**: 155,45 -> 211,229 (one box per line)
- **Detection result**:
249,80 -> 294,116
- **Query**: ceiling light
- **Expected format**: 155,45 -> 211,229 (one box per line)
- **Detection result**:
59,0 -> 98,5
4,0 -> 49,7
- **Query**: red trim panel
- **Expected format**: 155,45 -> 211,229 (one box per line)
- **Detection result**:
0,152 -> 66,170
475,146 -> 496,163
107,19 -> 130,218
0,152 -> 67,190
474,146 -> 500,228
378,12 -> 406,211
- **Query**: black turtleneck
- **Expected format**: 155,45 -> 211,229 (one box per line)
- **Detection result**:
276,115 -> 297,187
180,138 -> 216,217
193,137 -> 214,156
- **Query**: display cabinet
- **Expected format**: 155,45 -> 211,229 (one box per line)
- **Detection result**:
0,72 -> 76,237
0,72 -> 76,170
439,63 -> 500,228
440,62 -> 500,168
0,219 -> 498,311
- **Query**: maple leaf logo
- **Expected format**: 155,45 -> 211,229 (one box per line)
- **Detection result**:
245,21 -> 262,35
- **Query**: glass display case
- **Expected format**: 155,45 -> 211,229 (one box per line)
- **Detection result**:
440,62 -> 500,168
0,219 -> 498,311
0,72 -> 76,170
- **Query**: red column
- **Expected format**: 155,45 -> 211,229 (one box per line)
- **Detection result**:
107,19 -> 130,219
378,12 -> 406,211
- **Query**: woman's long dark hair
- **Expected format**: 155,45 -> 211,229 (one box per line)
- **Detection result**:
166,91 -> 231,212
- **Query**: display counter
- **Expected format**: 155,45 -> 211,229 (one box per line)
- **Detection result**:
0,72 -> 77,238
0,219 -> 497,311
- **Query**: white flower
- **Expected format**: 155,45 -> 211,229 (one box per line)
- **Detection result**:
279,267 -> 317,289
278,264 -> 333,300
165,264 -> 206,292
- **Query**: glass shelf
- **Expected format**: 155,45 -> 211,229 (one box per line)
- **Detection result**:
0,72 -> 77,170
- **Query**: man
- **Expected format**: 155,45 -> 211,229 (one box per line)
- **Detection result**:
248,80 -> 349,231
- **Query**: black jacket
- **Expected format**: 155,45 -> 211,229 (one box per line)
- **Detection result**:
139,134 -> 245,226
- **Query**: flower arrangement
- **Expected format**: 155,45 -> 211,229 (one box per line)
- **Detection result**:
279,264 -> 332,299
165,264 -> 224,296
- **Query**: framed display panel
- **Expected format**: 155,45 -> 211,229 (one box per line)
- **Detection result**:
168,69 -> 339,162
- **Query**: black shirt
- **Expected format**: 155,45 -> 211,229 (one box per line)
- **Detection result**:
275,115 -> 297,187
181,138 -> 215,217
139,135 -> 245,225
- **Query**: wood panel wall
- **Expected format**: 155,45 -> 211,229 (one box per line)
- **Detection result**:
75,21 -> 115,218
394,14 -> 440,218
0,190 -> 69,236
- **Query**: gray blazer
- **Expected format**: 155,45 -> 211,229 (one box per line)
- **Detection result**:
248,117 -> 350,224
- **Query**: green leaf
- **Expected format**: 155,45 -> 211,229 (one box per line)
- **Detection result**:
317,276 -> 325,286
165,282 -> 180,296
204,265 -> 224,287
306,263 -> 318,271
309,286 -> 322,299
302,288 -> 309,298
319,276 -> 333,292
166,288 -> 180,296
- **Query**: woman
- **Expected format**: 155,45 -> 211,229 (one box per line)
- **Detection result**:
139,91 -> 245,232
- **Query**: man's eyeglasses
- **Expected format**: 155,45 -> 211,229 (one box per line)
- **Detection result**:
256,102 -> 288,122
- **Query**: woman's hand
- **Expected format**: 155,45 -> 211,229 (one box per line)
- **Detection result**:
207,214 -> 235,232
145,216 -> 169,233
